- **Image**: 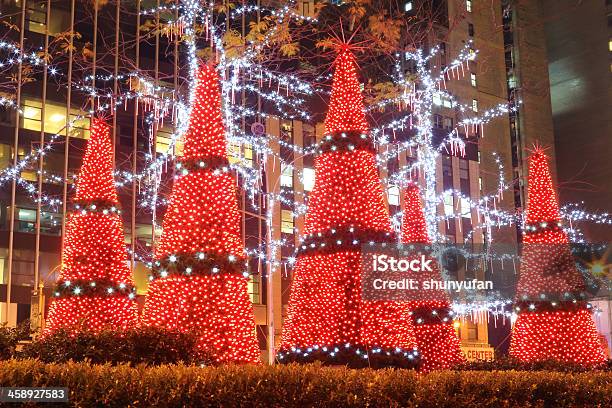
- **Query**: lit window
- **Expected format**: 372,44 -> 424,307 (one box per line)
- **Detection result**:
302,167 -> 315,191
21,99 -> 89,139
479,177 -> 483,191
0,257 -> 5,284
280,165 -> 293,188
477,150 -> 481,163
227,141 -> 241,164
472,99 -> 478,112
609,39 -> 612,52
248,275 -> 260,304
466,0 -> 472,12
443,96 -> 453,108
388,186 -> 400,206
444,196 -> 454,216
508,74 -> 517,89
404,1 -> 413,12
243,143 -> 253,167
433,94 -> 442,106
470,73 -> 477,87
20,171 -> 37,182
25,3 -> 70,35
281,210 -> 294,234
16,208 -> 37,234
226,142 -> 253,167
460,198 -> 471,218
155,126 -> 175,155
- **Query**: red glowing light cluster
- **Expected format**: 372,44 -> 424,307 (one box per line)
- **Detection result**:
510,148 -> 606,365
511,309 -> 606,365
515,149 -> 585,298
281,48 -> 418,363
401,184 -> 464,371
324,48 -> 369,135
303,150 -> 391,234
141,65 -> 259,364
44,118 -> 138,334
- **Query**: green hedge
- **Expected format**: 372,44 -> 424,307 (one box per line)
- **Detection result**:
20,327 -> 209,366
0,360 -> 610,407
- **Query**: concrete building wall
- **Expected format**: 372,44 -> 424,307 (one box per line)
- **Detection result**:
543,0 -> 612,242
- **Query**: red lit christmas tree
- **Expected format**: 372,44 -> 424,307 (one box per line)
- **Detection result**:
44,118 -> 138,334
280,47 -> 419,367
141,65 -> 259,364
401,183 -> 465,371
509,148 -> 606,365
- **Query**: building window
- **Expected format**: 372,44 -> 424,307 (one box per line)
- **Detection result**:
443,117 -> 453,130
443,95 -> 453,108
470,72 -> 477,87
155,126 -> 175,155
609,39 -> 612,52
227,141 -> 241,164
21,99 -> 90,139
280,165 -> 293,188
388,186 -> 400,206
227,141 -> 253,167
444,196 -> 454,216
433,114 -> 443,129
0,257 -> 5,285
302,167 -> 315,191
466,0 -> 472,12
467,321 -> 478,340
435,94 -> 453,108
23,2 -> 70,35
15,208 -> 61,235
404,1 -> 413,12
433,94 -> 442,106
468,23 -> 474,37
508,74 -> 517,89
281,210 -> 294,234
472,99 -> 478,112
301,1 -> 311,17
248,275 -> 261,304
479,177 -> 483,192
460,198 -> 471,218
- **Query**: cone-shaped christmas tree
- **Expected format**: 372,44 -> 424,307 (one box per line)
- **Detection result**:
141,65 -> 259,364
509,148 -> 606,365
401,183 -> 465,371
44,118 -> 138,334
280,47 -> 418,366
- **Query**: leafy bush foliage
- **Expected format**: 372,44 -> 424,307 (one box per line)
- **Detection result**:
456,355 -> 612,372
20,327 -> 211,366
0,320 -> 31,360
0,360 -> 610,407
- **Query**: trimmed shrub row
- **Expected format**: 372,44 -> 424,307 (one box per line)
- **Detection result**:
0,360 -> 610,407
20,327 -> 211,366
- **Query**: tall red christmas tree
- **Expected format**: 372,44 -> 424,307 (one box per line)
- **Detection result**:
280,47 -> 418,366
401,183 -> 465,371
44,118 -> 138,334
509,148 -> 606,365
141,65 -> 259,364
